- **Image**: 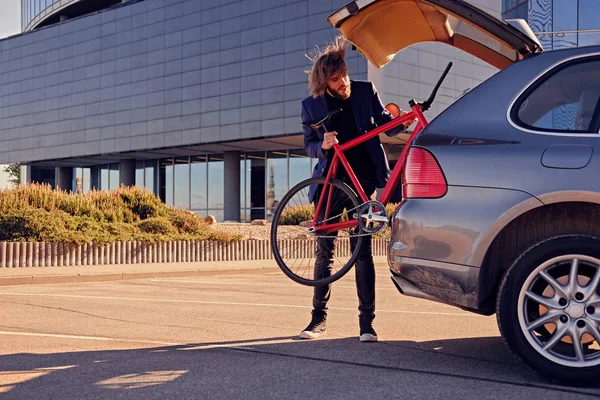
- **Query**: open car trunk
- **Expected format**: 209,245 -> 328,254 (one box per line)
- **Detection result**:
327,0 -> 543,70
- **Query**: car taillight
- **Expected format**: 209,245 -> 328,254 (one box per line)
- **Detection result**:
402,148 -> 447,199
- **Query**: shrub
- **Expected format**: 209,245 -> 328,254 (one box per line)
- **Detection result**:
138,217 -> 176,235
0,184 -> 238,244
167,210 -> 204,235
0,208 -> 70,243
279,204 -> 314,225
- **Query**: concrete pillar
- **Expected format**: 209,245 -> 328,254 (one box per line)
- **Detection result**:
90,166 -> 100,190
120,159 -> 135,187
223,151 -> 241,222
55,167 -> 73,192
20,165 -> 31,184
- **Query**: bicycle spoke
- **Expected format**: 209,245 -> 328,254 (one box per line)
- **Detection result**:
301,259 -> 312,279
294,255 -> 307,277
296,243 -> 308,276
280,241 -> 298,260
332,254 -> 346,273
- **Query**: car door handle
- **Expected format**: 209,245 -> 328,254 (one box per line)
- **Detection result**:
541,145 -> 593,169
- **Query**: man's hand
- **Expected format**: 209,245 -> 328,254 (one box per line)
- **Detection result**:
321,131 -> 339,150
398,110 -> 417,127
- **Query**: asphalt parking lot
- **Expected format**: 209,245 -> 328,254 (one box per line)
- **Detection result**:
1,267 -> 599,399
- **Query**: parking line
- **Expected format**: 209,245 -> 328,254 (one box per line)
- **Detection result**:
0,292 -> 481,317
150,278 -> 398,290
0,330 -> 181,346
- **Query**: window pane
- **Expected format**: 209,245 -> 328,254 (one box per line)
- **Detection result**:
82,168 -> 90,194
174,158 -> 190,209
289,150 -> 311,189
135,160 -> 145,187
535,104 -> 579,130
208,155 -> 224,209
145,160 -> 157,194
240,155 -> 246,210
579,0 -> 600,46
207,209 -> 224,222
515,3 -> 527,19
159,159 -> 173,205
517,59 -> 600,132
266,151 -> 288,220
191,156 -> 207,210
246,152 -> 265,220
72,167 -> 80,192
552,0 -> 578,49
100,166 -> 109,191
109,163 -> 119,190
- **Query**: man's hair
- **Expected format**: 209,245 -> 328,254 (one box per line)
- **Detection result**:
306,36 -> 349,98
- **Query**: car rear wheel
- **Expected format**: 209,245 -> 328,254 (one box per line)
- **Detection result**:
497,235 -> 600,386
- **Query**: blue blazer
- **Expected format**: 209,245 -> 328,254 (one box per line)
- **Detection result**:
301,80 -> 400,201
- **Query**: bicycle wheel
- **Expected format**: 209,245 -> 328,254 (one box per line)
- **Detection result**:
270,177 -> 364,286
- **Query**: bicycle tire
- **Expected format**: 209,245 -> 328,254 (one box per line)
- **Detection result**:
270,177 -> 364,286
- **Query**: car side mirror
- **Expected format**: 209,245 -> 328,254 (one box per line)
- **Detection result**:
385,103 -> 401,119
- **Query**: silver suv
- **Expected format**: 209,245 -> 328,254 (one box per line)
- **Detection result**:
329,0 -> 600,386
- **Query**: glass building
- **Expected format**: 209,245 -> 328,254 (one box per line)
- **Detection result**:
70,147 -> 408,222
503,0 -> 600,50
22,0 -> 125,32
5,0 -> 501,222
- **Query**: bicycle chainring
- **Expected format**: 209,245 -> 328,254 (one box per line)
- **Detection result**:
354,200 -> 388,234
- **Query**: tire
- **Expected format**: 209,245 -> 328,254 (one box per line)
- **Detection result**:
497,235 -> 600,387
270,177 -> 364,287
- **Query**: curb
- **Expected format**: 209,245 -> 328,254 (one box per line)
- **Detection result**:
0,266 -> 282,286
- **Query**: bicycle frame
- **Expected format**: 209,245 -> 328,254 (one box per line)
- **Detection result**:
312,103 -> 429,234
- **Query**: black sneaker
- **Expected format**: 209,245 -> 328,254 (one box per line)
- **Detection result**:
359,316 -> 378,342
299,310 -> 327,339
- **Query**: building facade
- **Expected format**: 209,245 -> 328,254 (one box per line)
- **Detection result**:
503,0 -> 600,50
3,0 -> 499,221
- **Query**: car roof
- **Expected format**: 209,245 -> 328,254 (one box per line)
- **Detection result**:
415,43 -> 600,144
536,44 -> 600,59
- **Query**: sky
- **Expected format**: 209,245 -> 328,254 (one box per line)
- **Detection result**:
0,0 -> 21,188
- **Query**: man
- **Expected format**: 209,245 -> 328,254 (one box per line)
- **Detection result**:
299,37 -> 415,342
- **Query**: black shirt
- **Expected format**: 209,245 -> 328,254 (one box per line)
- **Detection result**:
325,92 -> 376,183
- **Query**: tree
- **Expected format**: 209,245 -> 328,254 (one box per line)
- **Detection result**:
3,164 -> 21,187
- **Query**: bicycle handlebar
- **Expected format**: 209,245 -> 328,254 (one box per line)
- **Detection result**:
415,62 -> 453,112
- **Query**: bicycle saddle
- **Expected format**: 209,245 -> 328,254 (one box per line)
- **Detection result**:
303,108 -> 343,130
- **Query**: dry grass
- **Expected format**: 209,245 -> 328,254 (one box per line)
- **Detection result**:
0,184 -> 241,244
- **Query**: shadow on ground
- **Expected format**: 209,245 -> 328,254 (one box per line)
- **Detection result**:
2,335 -> 600,399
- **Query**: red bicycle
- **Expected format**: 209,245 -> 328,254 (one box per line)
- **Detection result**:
271,63 -> 453,286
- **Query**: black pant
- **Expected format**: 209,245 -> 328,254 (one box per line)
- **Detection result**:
312,178 -> 376,320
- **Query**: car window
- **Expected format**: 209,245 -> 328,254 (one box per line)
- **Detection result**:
515,58 -> 600,132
